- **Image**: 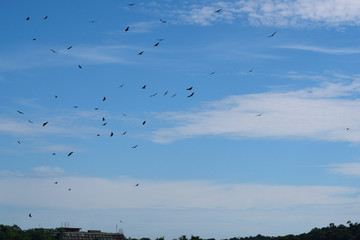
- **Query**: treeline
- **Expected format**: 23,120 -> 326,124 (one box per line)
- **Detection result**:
2,221 -> 360,240
0,225 -> 64,240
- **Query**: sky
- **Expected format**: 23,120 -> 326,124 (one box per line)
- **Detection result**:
2,0 -> 360,239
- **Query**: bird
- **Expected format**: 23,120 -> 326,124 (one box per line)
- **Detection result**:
267,32 -> 277,38
157,38 -> 165,41
17,141 -> 21,144
17,110 -> 24,114
50,49 -> 57,54
150,93 -> 158,97
171,93 -> 176,97
119,220 -> 123,223
125,26 -> 129,32
210,71 -> 216,75
29,213 -> 32,218
142,121 -> 146,125
346,128 -> 350,130
248,68 -> 254,72
118,83 -> 125,88
55,95 -> 58,98
110,132 -> 114,137
154,42 -> 160,47
73,106 -> 78,108
28,120 -> 33,123
52,153 -> 56,155
67,46 -> 72,50
32,38 -> 36,41
43,16 -> 48,20
186,87 -> 193,91
54,181 -> 58,184
95,107 -> 99,110
97,134 -> 100,136
256,113 -> 263,117
42,122 -> 48,127
164,91 -> 168,96
138,51 -> 144,55
214,8 -> 222,13
68,152 -> 74,157
187,92 -> 194,98
26,17 -> 30,21
122,131 -> 127,135
68,188 -> 71,191
160,19 -> 167,23
89,20 -> 96,23
103,97 -> 106,101
135,184 -> 139,186
78,65 -> 82,69
102,122 -> 107,126
122,114 -> 127,116
142,85 -> 146,89
128,3 -> 136,6
102,117 -> 105,121
132,145 -> 138,148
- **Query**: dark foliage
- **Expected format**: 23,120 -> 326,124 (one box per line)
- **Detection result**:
0,225 -> 64,240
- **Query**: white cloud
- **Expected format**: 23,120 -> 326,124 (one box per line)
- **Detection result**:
152,80 -> 360,143
278,45 -> 360,54
31,166 -> 65,177
327,163 -> 360,178
0,175 -> 358,210
175,0 -> 360,27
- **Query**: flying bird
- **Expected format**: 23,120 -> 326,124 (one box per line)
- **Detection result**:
29,213 -> 32,218
52,153 -> 56,155
28,120 -> 33,123
89,20 -> 96,23
256,113 -> 263,117
210,71 -> 216,75
154,42 -> 159,46
267,32 -> 277,38
138,51 -> 144,55
347,128 -> 350,130
67,46 -> 72,50
68,188 -> 71,191
78,65 -> 82,69
132,145 -> 138,148
54,181 -> 58,184
102,122 -> 107,126
68,152 -> 74,157
102,117 -> 105,121
160,19 -> 167,23
110,132 -> 114,137
43,16 -> 48,20
42,121 -> 48,127
187,92 -> 194,98
150,93 -> 158,97
95,107 -> 99,110
55,95 -> 58,98
118,83 -> 125,88
32,38 -> 36,41
122,131 -> 127,135
248,68 -> 254,72
214,8 -> 222,13
17,110 -> 24,114
73,106 -> 78,108
128,3 -> 136,6
17,141 -> 21,144
142,85 -> 146,89
142,121 -> 146,125
186,87 -> 193,91
171,93 -> 176,97
135,184 -> 139,186
122,114 -> 127,116
26,17 -> 30,21
157,38 -> 165,41
97,134 -> 100,136
164,91 -> 168,96
125,26 -> 129,32
103,97 -> 106,101
50,49 -> 57,53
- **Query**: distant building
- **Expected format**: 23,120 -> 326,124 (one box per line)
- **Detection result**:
61,227 -> 125,240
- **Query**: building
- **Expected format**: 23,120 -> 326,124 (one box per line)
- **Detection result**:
61,227 -> 125,240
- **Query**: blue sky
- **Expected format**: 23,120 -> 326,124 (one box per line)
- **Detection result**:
2,0 -> 360,239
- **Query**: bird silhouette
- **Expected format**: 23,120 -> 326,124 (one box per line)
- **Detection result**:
119,83 -> 125,88
52,153 -> 56,155
132,145 -> 138,148
142,85 -> 146,89
73,106 -> 78,108
29,213 -> 32,217
28,120 -> 33,123
43,16 -> 48,20
68,188 -> 71,191
26,17 -> 30,21
248,68 -> 254,72
68,152 -> 74,157
42,122 -> 48,127
157,38 -> 164,41
102,122 -> 107,126
102,117 -> 105,121
142,121 -> 146,125
94,107 -> 99,110
256,113 -> 263,116
171,93 -> 176,97
78,65 -> 82,69
110,132 -> 114,137
210,71 -> 216,75
187,92 -> 194,98
67,46 -> 72,50
122,131 -> 127,135
125,26 -> 129,32
214,8 -> 222,13
186,87 -> 193,91
154,42 -> 159,46
160,19 -> 167,23
55,95 -> 58,98
17,141 -> 21,144
164,91 -> 168,96
32,38 -> 36,41
267,32 -> 277,38
54,181 -> 58,184
128,3 -> 135,6
97,134 -> 100,136
103,97 -> 106,101
135,184 -> 139,186
89,20 -> 96,23
150,93 -> 158,97
17,110 -> 24,114
138,51 -> 144,55
50,49 -> 57,54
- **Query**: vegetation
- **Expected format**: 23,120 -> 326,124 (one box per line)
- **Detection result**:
2,222 -> 360,240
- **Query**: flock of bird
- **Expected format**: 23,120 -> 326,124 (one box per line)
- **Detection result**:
19,3 -> 277,220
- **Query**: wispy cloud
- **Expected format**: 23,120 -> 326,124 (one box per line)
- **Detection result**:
278,45 -> 360,54
172,0 -> 360,27
152,79 -> 360,143
327,163 -> 360,178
